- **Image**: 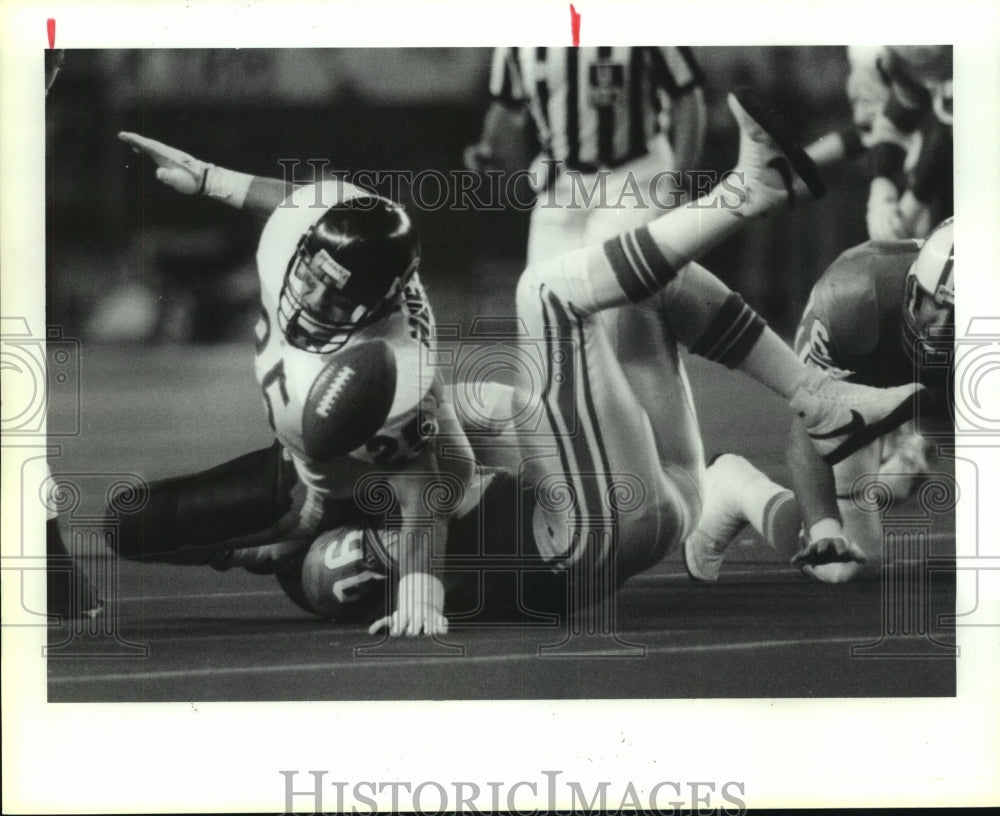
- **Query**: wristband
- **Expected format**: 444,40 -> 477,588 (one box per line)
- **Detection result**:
398,572 -> 445,614
202,165 -> 254,209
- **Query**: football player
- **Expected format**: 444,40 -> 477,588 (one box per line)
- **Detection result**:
118,134 -> 478,635
505,89 -> 930,589
116,90 -> 927,627
864,46 -> 953,241
685,218 -> 955,583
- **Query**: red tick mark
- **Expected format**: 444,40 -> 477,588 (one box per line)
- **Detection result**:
47,18 -> 56,49
570,4 -> 581,47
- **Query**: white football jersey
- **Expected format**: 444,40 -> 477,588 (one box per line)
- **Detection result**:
253,273 -> 441,499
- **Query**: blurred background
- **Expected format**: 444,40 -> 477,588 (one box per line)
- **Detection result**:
46,47 -> 870,343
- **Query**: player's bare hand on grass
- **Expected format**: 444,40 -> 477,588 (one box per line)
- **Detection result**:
368,572 -> 448,637
119,132 -> 210,195
368,607 -> 449,637
791,536 -> 866,568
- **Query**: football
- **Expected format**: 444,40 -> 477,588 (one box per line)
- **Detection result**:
275,526 -> 390,620
301,338 -> 397,462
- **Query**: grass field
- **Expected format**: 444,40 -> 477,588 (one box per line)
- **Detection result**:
44,342 -> 956,701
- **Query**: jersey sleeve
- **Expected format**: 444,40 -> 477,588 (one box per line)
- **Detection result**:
794,287 -> 840,370
794,243 -> 897,369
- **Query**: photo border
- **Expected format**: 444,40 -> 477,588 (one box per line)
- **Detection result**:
3,0 -> 999,811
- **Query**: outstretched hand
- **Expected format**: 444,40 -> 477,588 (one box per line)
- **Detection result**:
118,132 -> 210,195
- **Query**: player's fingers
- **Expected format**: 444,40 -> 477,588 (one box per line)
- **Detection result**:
437,616 -> 448,635
118,131 -> 170,159
118,132 -> 151,157
117,131 -> 145,149
155,167 -> 201,195
368,615 -> 390,636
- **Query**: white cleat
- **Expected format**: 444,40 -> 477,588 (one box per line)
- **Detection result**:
790,367 -> 928,466
727,88 -> 826,217
684,455 -> 753,582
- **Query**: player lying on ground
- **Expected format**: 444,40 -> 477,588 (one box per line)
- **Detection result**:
115,89 -> 926,630
109,408 -> 582,624
685,218 -> 955,583
115,160 -> 478,634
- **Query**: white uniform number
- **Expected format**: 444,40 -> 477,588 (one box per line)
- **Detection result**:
323,530 -> 385,603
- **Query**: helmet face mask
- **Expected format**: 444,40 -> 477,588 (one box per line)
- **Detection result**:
273,192 -> 420,354
902,218 -> 955,367
279,228 -> 374,353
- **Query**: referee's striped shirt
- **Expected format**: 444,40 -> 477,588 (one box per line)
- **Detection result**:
490,46 -> 702,172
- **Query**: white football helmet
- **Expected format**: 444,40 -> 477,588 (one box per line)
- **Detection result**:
902,217 -> 954,365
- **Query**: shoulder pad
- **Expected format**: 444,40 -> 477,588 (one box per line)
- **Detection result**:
812,241 -> 912,357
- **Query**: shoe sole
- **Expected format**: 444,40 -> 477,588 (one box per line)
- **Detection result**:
731,86 -> 826,200
822,387 -> 933,466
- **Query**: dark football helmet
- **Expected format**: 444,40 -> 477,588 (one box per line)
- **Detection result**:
263,182 -> 420,353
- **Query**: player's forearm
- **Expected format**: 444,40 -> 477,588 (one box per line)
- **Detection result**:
391,518 -> 443,580
390,515 -> 447,621
202,170 -> 295,217
244,176 -> 299,217
787,417 -> 842,529
390,469 -> 448,584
